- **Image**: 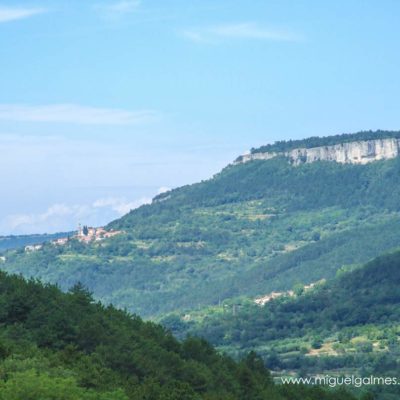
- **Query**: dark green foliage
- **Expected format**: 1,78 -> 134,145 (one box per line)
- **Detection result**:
0,272 -> 356,399
147,154 -> 400,212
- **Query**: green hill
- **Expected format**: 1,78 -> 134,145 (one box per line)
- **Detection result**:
161,250 -> 400,398
2,133 -> 400,317
0,270 -> 357,400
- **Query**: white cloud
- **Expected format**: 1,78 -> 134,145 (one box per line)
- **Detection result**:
183,22 -> 303,44
0,6 -> 46,23
95,1 -> 141,19
4,203 -> 90,233
0,133 -> 234,234
2,196 -> 152,234
93,196 -> 151,215
0,104 -> 157,125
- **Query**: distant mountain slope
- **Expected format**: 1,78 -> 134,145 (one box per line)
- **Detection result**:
0,270 -> 358,400
2,133 -> 400,317
161,250 -> 400,398
0,232 -> 72,252
164,250 -> 400,341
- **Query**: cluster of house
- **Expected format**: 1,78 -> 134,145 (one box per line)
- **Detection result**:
25,244 -> 44,252
253,282 -> 320,306
76,225 -> 121,243
24,225 -> 122,252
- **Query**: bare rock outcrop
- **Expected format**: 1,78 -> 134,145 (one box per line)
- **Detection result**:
236,138 -> 400,166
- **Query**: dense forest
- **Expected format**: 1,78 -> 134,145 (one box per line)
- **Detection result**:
0,270 -> 360,400
248,130 -> 400,154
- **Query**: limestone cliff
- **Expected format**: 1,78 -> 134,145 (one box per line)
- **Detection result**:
236,138 -> 400,166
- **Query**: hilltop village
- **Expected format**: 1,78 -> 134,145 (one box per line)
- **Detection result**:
24,225 -> 122,252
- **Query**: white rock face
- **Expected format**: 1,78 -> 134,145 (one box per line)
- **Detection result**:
236,138 -> 400,166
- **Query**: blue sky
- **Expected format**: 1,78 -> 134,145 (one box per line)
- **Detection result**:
0,0 -> 399,234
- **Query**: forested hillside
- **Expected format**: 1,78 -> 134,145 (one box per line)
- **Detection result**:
0,271 -> 358,400
162,251 -> 400,399
2,139 -> 400,316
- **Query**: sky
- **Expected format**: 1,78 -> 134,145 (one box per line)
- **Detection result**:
0,0 -> 400,234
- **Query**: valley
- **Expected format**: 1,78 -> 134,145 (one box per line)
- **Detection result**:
1,131 -> 399,399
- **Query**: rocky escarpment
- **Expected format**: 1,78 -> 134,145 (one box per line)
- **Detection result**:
236,138 -> 400,166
